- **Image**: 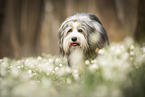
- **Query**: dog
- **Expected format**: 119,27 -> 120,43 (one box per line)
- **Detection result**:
58,13 -> 109,67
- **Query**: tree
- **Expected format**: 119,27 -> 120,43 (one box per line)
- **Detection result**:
135,0 -> 145,44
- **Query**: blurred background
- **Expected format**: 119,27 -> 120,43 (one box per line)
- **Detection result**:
0,0 -> 144,58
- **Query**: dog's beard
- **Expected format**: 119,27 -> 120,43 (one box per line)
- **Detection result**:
63,32 -> 88,55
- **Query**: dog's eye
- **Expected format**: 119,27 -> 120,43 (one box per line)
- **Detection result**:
68,29 -> 72,32
78,29 -> 83,32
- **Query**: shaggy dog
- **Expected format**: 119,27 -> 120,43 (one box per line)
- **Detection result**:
58,13 -> 109,67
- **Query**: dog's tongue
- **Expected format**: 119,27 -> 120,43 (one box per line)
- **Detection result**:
72,43 -> 77,46
71,43 -> 80,47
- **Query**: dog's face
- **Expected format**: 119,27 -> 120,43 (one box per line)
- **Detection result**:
58,13 -> 109,58
63,21 -> 88,53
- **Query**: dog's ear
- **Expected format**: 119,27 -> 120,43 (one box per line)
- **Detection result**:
92,20 -> 109,49
88,14 -> 109,49
58,26 -> 65,56
59,46 -> 65,56
89,13 -> 102,25
58,39 -> 65,56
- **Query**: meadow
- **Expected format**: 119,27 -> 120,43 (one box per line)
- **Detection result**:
0,37 -> 145,97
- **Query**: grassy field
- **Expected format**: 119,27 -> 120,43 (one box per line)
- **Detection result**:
0,37 -> 145,97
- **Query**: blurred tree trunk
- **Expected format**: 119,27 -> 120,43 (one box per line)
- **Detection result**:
97,0 -> 124,41
97,0 -> 138,41
135,0 -> 145,44
0,0 -> 44,58
0,0 -> 6,32
39,0 -> 59,55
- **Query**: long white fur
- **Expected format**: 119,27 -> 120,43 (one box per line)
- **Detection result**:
63,22 -> 88,53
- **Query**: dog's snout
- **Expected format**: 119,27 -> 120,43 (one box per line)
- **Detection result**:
71,37 -> 77,42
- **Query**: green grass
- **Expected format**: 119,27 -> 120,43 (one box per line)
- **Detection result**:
0,37 -> 145,97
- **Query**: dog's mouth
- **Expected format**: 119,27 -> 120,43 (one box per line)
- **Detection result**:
70,42 -> 80,48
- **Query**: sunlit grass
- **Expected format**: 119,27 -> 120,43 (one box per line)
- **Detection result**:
0,37 -> 145,97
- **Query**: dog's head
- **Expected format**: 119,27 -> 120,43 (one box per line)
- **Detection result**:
58,13 -> 109,57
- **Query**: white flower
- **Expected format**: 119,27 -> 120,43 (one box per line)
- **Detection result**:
73,69 -> 78,74
55,58 -> 60,62
98,49 -> 105,54
89,64 -> 98,71
59,64 -> 63,67
52,71 -> 55,74
73,73 -> 79,80
55,67 -> 59,71
55,58 -> 61,65
130,51 -> 135,55
57,67 -> 66,76
91,60 -> 97,64
130,45 -> 135,50
28,70 -> 32,74
72,69 -> 79,80
48,59 -> 53,63
37,56 -> 42,60
47,73 -> 50,76
116,49 -> 121,55
85,60 -> 90,65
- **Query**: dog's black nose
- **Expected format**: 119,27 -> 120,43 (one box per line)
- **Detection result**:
71,37 -> 77,42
